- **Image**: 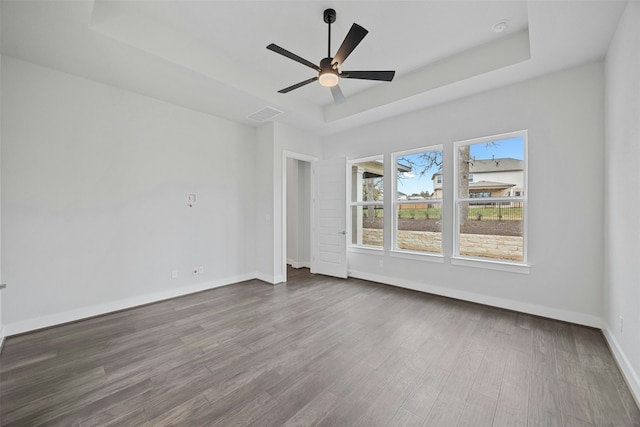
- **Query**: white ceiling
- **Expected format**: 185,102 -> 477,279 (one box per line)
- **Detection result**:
0,0 -> 628,135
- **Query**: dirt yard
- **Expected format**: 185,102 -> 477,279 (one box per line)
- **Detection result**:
363,217 -> 522,237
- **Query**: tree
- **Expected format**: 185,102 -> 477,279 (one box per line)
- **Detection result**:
399,151 -> 443,179
458,145 -> 470,225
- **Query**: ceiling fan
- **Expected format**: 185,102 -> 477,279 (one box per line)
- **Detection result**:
267,8 -> 395,104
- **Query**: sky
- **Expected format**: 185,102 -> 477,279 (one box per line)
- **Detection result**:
397,136 -> 524,196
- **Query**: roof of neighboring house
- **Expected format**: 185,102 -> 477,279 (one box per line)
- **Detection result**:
469,158 -> 523,173
469,180 -> 516,189
431,157 -> 522,178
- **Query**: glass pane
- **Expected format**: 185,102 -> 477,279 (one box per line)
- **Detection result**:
351,206 -> 383,247
458,201 -> 524,262
396,202 -> 442,253
351,159 -> 384,203
458,136 -> 525,199
397,149 -> 442,200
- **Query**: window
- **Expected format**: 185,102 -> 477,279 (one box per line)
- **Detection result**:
349,156 -> 384,247
454,131 -> 527,263
392,147 -> 443,254
470,192 -> 491,198
468,173 -> 474,182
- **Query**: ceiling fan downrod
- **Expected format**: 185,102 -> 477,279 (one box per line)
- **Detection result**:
324,8 -> 336,60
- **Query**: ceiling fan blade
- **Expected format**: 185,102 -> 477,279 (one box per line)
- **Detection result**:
341,70 -> 396,81
330,85 -> 346,104
267,44 -> 321,72
278,77 -> 319,93
332,23 -> 368,67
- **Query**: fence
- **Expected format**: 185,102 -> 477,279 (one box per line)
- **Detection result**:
465,201 -> 523,221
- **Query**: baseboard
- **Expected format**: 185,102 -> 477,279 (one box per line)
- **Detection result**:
602,327 -> 640,409
287,260 -> 311,269
255,273 -> 279,285
0,329 -> 5,354
3,273 -> 256,336
348,269 -> 602,328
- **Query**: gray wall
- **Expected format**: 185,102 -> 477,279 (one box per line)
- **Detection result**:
1,57 -> 257,333
323,61 -> 605,326
604,0 -> 640,402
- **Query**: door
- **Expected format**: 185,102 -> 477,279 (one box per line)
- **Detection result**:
311,158 -> 347,278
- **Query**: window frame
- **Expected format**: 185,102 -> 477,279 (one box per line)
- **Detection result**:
391,145 -> 444,260
452,130 -> 529,271
348,155 -> 385,250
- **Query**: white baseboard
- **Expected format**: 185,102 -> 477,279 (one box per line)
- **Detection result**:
3,273 -> 256,336
0,328 -> 5,354
602,327 -> 640,409
287,260 -> 310,269
348,269 -> 602,328
255,272 -> 280,285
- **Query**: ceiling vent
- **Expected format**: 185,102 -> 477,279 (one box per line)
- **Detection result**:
247,106 -> 283,122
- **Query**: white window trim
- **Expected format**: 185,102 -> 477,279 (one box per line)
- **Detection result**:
349,246 -> 385,255
391,145 -> 443,256
451,256 -> 530,274
389,249 -> 445,263
453,130 -> 529,267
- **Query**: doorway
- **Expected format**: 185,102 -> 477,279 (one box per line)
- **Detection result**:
282,151 -> 315,283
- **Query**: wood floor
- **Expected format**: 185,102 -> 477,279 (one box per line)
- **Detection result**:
1,268 -> 639,426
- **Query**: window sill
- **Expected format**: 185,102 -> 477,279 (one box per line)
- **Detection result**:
348,246 -> 385,256
451,256 -> 530,274
390,250 -> 444,263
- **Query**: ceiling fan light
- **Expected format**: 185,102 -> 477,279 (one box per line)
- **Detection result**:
319,71 -> 339,87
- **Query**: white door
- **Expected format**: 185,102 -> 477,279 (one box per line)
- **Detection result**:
311,158 -> 347,278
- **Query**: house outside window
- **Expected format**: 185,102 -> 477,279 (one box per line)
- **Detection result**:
393,146 -> 443,254
454,131 -> 527,263
349,156 -> 384,247
470,192 -> 491,198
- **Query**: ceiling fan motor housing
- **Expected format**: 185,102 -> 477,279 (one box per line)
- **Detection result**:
319,57 -> 339,87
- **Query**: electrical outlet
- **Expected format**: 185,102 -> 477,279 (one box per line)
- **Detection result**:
171,270 -> 178,279
619,316 -> 624,333
192,267 -> 199,276
199,266 -> 204,274
378,260 -> 383,268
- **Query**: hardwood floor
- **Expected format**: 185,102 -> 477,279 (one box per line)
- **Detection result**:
1,268 -> 639,426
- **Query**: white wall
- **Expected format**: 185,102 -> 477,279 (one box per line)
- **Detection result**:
323,61 -> 605,326
604,0 -> 640,404
272,123 -> 321,283
254,122 -> 321,284
1,57 -> 257,334
254,123 -> 275,283
0,2 -> 4,347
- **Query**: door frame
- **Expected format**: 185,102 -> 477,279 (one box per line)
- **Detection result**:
282,150 -> 318,283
